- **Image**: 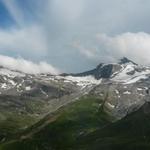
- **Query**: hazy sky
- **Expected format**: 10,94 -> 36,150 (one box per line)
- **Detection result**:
0,0 -> 150,73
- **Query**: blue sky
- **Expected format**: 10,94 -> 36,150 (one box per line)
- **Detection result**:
0,1 -> 14,27
0,0 -> 150,73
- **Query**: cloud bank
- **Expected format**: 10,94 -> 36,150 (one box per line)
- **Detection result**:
1,0 -> 150,72
97,32 -> 150,65
0,25 -> 48,59
0,55 -> 59,74
75,32 -> 150,65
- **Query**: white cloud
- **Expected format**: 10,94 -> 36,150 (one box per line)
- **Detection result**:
0,25 -> 48,58
74,32 -> 150,65
96,32 -> 150,65
0,55 -> 60,74
72,41 -> 97,59
50,0 -> 85,23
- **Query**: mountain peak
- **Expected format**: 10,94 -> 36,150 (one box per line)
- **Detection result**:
119,57 -> 137,65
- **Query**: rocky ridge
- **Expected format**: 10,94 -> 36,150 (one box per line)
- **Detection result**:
0,57 -> 150,136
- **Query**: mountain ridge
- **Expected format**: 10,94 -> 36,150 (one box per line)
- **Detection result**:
0,57 -> 149,149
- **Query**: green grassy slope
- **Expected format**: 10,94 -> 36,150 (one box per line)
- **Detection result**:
76,102 -> 150,150
0,99 -> 45,141
1,96 -> 150,150
0,95 -> 112,150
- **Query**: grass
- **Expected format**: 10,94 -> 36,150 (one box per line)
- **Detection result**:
0,95 -> 112,150
74,102 -> 150,150
2,96 -> 150,150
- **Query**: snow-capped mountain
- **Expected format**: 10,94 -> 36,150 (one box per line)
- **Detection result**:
0,57 -> 149,149
0,57 -> 149,93
0,57 -> 150,132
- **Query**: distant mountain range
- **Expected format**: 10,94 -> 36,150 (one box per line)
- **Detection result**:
0,57 -> 150,150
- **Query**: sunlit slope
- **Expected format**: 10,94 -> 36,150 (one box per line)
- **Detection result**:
0,96 -> 112,150
1,98 -> 150,150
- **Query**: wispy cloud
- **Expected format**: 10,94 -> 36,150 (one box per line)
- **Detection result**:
0,25 -> 48,58
96,32 -> 150,64
0,55 -> 60,74
1,0 -> 25,26
72,41 -> 97,59
75,32 -> 150,65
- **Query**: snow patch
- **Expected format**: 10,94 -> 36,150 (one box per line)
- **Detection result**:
115,90 -> 119,94
137,88 -> 143,91
8,80 -> 17,86
112,63 -> 150,84
106,102 -> 115,108
0,68 -> 25,78
40,88 -> 48,97
57,75 -> 102,88
139,93 -> 145,96
123,91 -> 131,95
25,86 -> 31,91
1,83 -> 7,89
124,75 -> 147,84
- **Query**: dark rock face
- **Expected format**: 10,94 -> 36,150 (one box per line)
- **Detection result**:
95,64 -> 113,79
72,63 -> 114,79
63,57 -> 138,80
119,57 -> 137,65
62,57 -> 137,79
68,63 -> 122,79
